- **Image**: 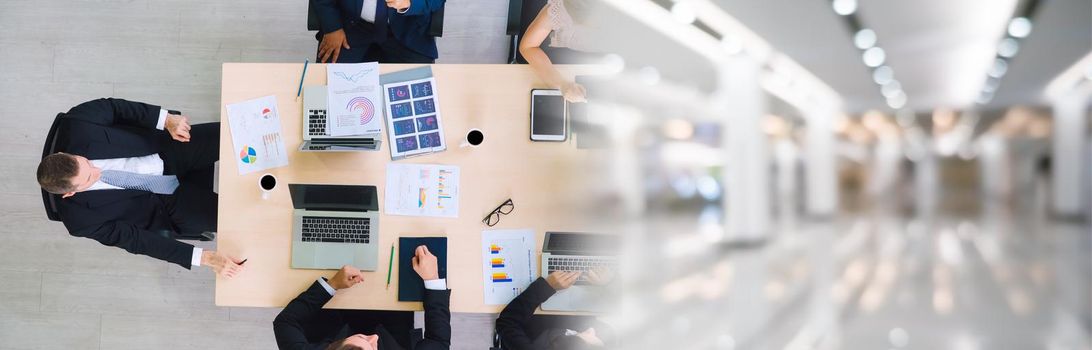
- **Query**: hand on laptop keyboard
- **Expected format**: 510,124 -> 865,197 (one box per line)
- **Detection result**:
585,267 -> 614,286
546,271 -> 580,291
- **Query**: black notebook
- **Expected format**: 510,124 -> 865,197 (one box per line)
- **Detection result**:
398,237 -> 448,301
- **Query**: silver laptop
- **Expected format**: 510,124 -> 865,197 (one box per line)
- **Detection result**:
289,184 -> 380,270
301,86 -> 382,152
540,232 -> 619,312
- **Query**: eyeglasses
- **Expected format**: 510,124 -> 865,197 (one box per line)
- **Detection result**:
482,199 -> 514,227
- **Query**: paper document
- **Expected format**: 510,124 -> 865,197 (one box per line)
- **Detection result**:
226,95 -> 288,175
327,63 -> 384,136
383,76 -> 447,159
383,163 -> 460,218
481,229 -> 537,305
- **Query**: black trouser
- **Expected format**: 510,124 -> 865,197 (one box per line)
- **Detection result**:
159,122 -> 219,235
316,21 -> 435,64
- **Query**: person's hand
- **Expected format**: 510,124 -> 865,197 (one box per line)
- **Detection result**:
546,271 -> 580,291
319,29 -> 350,63
585,267 -> 614,286
386,0 -> 411,12
164,114 -> 192,142
411,245 -> 439,281
561,81 -> 587,103
329,265 -> 364,290
201,250 -> 245,279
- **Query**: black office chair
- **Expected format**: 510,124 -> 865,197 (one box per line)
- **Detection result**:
490,328 -> 505,350
307,1 -> 446,37
40,113 -> 214,242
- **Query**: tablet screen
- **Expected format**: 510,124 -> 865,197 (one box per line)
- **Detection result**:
532,94 -> 565,136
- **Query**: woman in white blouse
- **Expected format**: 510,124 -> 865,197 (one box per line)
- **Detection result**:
519,0 -> 592,103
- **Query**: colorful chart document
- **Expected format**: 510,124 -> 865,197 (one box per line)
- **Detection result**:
382,76 -> 447,159
481,229 -> 537,305
327,63 -> 384,137
383,163 -> 460,218
226,95 -> 288,175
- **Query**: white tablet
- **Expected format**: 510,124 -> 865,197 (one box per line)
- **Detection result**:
530,89 -> 567,142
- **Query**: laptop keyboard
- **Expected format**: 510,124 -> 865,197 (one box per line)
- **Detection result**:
307,109 -> 327,136
301,216 -> 370,243
546,256 -> 616,284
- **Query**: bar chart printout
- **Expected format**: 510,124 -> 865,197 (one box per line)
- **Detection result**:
481,229 -> 536,305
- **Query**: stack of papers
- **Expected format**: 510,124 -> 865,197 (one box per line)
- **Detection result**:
226,95 -> 289,175
327,63 -> 384,136
481,229 -> 537,305
383,163 -> 460,218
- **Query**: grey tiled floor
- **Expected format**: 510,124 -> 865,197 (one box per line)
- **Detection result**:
0,0 -> 506,348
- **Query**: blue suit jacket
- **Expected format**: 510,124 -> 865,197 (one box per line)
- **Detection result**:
312,0 -> 445,59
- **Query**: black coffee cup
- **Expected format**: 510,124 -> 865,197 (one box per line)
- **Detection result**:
463,129 -> 484,147
259,173 -> 276,199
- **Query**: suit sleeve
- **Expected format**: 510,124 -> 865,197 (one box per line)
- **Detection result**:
312,0 -> 346,33
400,0 -> 444,16
413,288 -> 452,350
494,278 -> 557,350
64,98 -> 162,130
67,220 -> 195,269
273,281 -> 339,350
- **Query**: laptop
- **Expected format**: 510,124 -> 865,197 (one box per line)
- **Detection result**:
539,232 -> 619,312
300,86 -> 382,152
289,184 -> 380,270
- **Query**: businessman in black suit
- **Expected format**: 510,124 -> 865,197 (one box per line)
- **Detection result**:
495,270 -> 616,350
36,98 -> 244,277
312,0 -> 445,63
274,245 -> 451,350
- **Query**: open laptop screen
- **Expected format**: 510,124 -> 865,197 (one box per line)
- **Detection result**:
544,232 -> 618,255
289,184 -> 378,212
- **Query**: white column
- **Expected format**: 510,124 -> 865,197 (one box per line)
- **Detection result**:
719,56 -> 769,241
1051,86 -> 1091,218
804,107 -> 838,216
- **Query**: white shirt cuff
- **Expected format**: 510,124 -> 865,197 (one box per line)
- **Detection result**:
155,109 -> 168,130
191,247 -> 203,267
396,7 -> 409,14
317,277 -> 337,296
423,278 -> 447,290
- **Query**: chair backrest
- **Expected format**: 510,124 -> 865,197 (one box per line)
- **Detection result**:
41,113 -> 67,222
307,0 -> 445,37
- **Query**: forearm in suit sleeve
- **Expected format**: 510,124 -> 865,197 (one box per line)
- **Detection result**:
414,288 -> 452,350
311,0 -> 346,33
400,0 -> 444,16
495,278 -> 557,350
64,98 -> 162,130
69,221 -> 195,269
274,281 -> 339,350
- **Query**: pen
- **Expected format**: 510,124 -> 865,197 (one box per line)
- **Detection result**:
385,244 -> 395,290
240,259 -> 248,265
295,59 -> 309,102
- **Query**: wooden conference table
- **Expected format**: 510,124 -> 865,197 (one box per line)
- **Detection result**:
215,63 -> 604,313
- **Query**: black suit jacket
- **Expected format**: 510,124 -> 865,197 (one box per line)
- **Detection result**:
273,281 -> 452,350
311,0 -> 445,59
54,98 -> 195,268
495,278 -> 614,350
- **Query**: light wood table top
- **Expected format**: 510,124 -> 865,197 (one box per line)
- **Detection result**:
215,63 -> 606,313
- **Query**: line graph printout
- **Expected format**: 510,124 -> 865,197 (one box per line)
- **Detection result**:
384,163 -> 460,218
327,63 -> 383,136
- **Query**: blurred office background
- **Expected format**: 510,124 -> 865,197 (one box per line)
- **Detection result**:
572,0 -> 1092,349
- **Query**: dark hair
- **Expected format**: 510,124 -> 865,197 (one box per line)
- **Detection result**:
550,335 -> 595,350
37,153 -> 79,194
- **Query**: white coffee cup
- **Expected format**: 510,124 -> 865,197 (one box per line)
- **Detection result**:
259,173 -> 277,200
460,128 -> 484,148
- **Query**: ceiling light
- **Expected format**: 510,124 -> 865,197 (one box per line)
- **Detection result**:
671,2 -> 696,24
872,66 -> 894,85
887,92 -> 907,109
998,38 -> 1019,58
982,79 -> 999,93
881,80 -> 902,97
1007,17 -> 1032,38
988,59 -> 1009,78
854,29 -> 877,49
832,0 -> 857,15
639,66 -> 661,85
863,47 -> 886,67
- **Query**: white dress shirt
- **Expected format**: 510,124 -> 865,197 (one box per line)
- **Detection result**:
360,0 -> 409,22
82,109 -> 205,267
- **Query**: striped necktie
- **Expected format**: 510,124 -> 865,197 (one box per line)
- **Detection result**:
99,170 -> 180,195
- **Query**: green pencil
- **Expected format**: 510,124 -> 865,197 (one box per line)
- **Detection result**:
385,243 -> 395,290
